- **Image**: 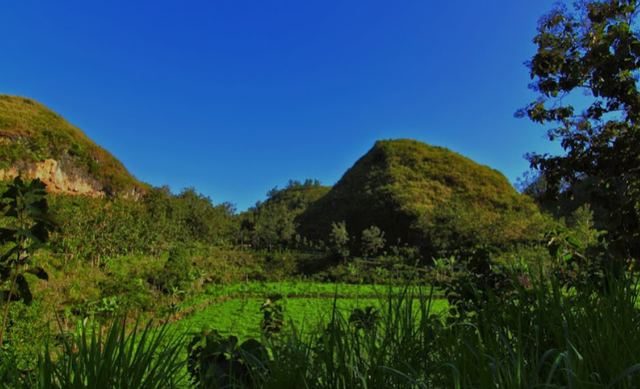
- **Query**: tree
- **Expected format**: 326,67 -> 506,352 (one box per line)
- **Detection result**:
240,179 -> 328,250
157,244 -> 195,294
329,221 -> 350,261
517,0 -> 640,256
515,170 -> 547,201
361,225 -> 386,257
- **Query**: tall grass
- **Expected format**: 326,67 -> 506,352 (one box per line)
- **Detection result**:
216,285 -> 442,389
1,318 -> 187,389
2,269 -> 640,388
217,273 -> 640,388
429,270 -> 640,389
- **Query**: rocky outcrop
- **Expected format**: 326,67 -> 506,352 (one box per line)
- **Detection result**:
0,157 -> 105,197
0,95 -> 149,196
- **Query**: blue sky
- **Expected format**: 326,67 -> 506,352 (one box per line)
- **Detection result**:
1,0 -> 562,211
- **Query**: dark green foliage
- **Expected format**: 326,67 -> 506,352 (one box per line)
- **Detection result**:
0,95 -> 148,194
360,225 -> 386,257
440,206 -> 609,321
241,179 -> 330,250
430,271 -> 640,389
187,331 -> 267,388
438,247 -> 514,320
0,300 -> 51,371
348,306 -> 379,332
96,257 -> 162,315
297,139 -> 545,260
545,210 -> 615,292
174,188 -> 237,245
260,294 -> 285,335
1,266 -> 640,388
518,0 -> 640,258
142,186 -> 238,248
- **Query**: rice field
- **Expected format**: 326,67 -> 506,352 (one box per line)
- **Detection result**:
173,282 -> 448,340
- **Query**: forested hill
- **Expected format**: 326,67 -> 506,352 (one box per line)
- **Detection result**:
241,179 -> 331,249
296,139 -> 544,257
0,95 -> 148,196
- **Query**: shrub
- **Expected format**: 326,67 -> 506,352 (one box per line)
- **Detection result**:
156,245 -> 196,294
329,221 -> 350,261
361,225 -> 386,257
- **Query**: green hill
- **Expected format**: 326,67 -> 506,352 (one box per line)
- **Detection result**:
0,95 -> 147,195
241,179 -> 331,249
296,139 -> 544,257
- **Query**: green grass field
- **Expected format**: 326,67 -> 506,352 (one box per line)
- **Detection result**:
185,281 -> 443,307
5,275 -> 640,389
174,282 -> 448,340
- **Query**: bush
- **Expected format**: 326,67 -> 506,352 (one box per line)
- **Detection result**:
361,225 -> 386,257
156,245 -> 197,294
329,221 -> 350,261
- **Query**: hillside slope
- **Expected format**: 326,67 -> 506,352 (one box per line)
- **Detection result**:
296,139 -> 543,257
0,95 -> 147,195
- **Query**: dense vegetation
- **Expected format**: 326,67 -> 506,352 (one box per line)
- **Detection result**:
517,0 -> 640,260
49,186 -> 237,265
240,179 -> 330,250
1,0 -> 640,387
2,269 -> 640,388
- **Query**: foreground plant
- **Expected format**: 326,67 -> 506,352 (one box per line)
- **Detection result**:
0,176 -> 55,350
16,317 -> 188,389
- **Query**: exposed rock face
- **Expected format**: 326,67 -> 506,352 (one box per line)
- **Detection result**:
0,95 -> 149,197
0,157 -> 105,197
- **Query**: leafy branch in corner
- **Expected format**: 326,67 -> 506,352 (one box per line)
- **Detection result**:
0,176 -> 56,350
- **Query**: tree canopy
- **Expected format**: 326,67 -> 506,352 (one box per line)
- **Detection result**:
518,0 -> 640,257
240,179 -> 330,250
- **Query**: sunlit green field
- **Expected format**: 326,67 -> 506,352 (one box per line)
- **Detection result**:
186,281 -> 443,302
174,282 -> 448,340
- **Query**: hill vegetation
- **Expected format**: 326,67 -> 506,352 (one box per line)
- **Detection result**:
0,96 -> 544,262
241,179 -> 331,250
297,139 -> 545,258
0,95 -> 147,194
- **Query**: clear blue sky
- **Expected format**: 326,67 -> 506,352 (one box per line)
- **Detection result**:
1,0 -> 562,211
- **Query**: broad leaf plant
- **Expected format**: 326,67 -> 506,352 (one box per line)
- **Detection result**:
0,176 -> 55,349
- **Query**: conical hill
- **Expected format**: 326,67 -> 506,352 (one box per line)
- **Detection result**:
296,139 -> 543,257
